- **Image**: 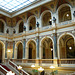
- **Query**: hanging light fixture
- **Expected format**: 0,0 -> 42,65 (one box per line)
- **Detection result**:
50,19 -> 52,21
69,47 -> 72,50
51,48 -> 53,51
66,14 -> 69,17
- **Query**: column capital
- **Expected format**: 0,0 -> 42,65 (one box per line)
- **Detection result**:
36,36 -> 39,39
23,39 -> 26,41
13,41 -> 15,43
53,33 -> 57,37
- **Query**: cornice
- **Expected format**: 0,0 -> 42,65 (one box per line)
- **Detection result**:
0,9 -> 11,18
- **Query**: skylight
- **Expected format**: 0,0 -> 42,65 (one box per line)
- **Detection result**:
0,0 -> 36,12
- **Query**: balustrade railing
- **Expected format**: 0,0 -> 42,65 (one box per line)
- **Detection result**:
59,59 -> 75,64
9,59 -> 75,67
39,59 -> 53,64
10,59 -> 54,65
9,60 -> 29,75
0,65 -> 8,75
58,20 -> 73,26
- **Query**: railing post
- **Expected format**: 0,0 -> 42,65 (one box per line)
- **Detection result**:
35,59 -> 39,66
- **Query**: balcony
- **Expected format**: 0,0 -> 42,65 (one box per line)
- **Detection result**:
4,59 -> 75,68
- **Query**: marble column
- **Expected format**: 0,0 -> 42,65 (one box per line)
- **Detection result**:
36,36 -> 39,59
12,41 -> 15,59
5,41 -> 8,59
53,33 -> 57,59
23,39 -> 26,59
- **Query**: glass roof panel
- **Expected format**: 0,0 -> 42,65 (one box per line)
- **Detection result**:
0,0 -> 37,12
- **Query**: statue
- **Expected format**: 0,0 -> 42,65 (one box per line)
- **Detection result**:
13,29 -> 16,34
6,29 -> 9,33
53,17 -> 56,23
23,25 -> 26,31
73,11 -> 75,17
36,22 -> 39,27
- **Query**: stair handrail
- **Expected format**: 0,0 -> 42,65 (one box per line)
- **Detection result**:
0,65 -> 8,74
9,60 -> 29,75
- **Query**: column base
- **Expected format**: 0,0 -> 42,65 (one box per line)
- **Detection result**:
5,58 -> 8,59
22,58 -> 26,59
12,58 -> 15,59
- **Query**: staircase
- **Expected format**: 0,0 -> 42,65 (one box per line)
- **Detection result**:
0,60 -> 29,75
0,65 -> 8,75
8,60 -> 29,75
6,63 -> 19,75
1,64 -> 10,71
0,64 -> 16,75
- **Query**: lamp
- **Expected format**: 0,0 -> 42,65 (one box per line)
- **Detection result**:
7,50 -> 11,53
7,49 -> 11,59
38,67 -> 44,75
50,66 -> 55,69
17,65 -> 22,75
51,48 -> 53,51
31,64 -> 35,75
69,47 -> 72,50
66,14 -> 69,17
50,66 -> 55,75
31,64 -> 35,68
6,71 -> 15,75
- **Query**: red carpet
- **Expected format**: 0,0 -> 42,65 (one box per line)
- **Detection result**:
1,65 -> 10,71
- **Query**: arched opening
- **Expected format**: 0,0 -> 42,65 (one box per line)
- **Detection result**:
58,6 -> 71,22
59,35 -> 74,58
28,41 -> 36,59
42,12 -> 52,27
0,43 -> 3,63
17,43 -> 23,59
19,21 -> 23,33
29,17 -> 36,30
42,38 -> 53,59
0,21 -> 4,33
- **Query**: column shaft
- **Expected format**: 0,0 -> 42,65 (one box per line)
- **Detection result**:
23,40 -> 26,59
36,36 -> 39,59
53,33 -> 57,58
12,41 -> 15,58
5,41 -> 8,58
